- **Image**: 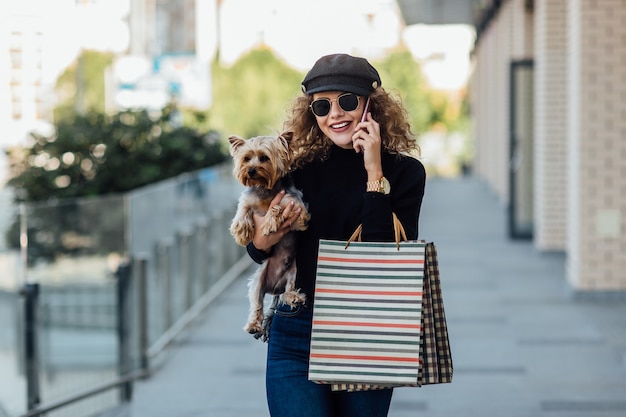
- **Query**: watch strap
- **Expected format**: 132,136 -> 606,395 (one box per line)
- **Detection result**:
366,177 -> 389,194
366,179 -> 381,192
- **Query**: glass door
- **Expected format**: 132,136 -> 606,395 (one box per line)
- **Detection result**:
509,60 -> 534,239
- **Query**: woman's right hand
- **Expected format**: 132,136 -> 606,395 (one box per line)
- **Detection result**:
251,190 -> 302,253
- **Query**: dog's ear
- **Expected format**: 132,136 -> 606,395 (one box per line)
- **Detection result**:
279,131 -> 293,146
276,133 -> 291,159
228,135 -> 245,155
277,132 -> 294,155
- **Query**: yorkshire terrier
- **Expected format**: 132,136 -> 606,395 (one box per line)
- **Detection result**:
228,133 -> 310,336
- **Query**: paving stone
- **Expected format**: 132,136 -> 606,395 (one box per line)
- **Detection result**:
130,177 -> 626,417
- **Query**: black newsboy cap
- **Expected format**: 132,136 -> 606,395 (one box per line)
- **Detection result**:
301,54 -> 381,96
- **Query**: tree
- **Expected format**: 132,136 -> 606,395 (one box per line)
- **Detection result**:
375,49 -> 469,134
54,50 -> 114,121
6,104 -> 228,202
5,105 -> 228,261
374,50 -> 434,135
209,47 -> 304,138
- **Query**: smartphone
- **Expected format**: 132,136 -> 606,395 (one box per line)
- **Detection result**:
361,97 -> 371,124
356,97 -> 370,153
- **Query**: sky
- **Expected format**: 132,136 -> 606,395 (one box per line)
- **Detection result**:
1,0 -> 475,190
218,0 -> 403,70
217,0 -> 474,90
40,0 -> 130,84
34,0 -> 474,91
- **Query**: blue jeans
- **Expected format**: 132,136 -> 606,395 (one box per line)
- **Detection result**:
265,302 -> 393,417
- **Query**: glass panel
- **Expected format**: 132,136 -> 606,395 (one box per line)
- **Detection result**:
25,193 -> 127,416
0,287 -> 25,417
127,164 -> 244,353
510,62 -> 534,238
0,187 -> 26,417
0,162 -> 245,416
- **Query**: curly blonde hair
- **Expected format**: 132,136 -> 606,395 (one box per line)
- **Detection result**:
283,88 -> 420,169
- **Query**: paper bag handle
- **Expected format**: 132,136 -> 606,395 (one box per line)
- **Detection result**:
345,212 -> 407,250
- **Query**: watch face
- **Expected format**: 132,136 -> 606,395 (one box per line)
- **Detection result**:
382,178 -> 391,194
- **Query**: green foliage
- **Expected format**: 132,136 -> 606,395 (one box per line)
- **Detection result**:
374,50 -> 434,134
210,47 -> 303,138
7,104 -> 228,203
54,50 -> 114,121
375,49 -> 469,135
208,47 -> 468,140
10,47 -> 469,202
443,89 -> 471,133
5,46 -> 472,254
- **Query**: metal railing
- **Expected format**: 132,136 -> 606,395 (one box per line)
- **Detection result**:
19,254 -> 251,417
1,162 -> 247,417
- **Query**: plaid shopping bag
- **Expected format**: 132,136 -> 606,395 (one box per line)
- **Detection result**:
417,242 -> 453,385
417,256 -> 437,385
428,242 -> 453,383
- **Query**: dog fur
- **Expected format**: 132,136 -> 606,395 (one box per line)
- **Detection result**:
228,133 -> 310,336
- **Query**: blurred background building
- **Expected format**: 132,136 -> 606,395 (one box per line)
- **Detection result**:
466,0 -> 626,295
1,1 -> 625,416
0,0 -> 129,184
2,0 -> 622,294
396,0 -> 626,296
117,0 -> 214,110
0,0 -> 474,249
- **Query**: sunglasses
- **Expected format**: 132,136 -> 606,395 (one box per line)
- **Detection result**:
310,93 -> 361,117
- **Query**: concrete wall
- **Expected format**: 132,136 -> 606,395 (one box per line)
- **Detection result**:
566,0 -> 626,291
534,0 -> 568,251
470,0 -> 533,202
471,0 -> 626,292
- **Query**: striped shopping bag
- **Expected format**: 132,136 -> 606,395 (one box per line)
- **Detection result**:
318,241 -> 453,392
308,217 -> 425,387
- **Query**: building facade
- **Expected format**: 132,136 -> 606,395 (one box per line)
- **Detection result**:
120,0 -> 215,110
0,3 -> 52,184
0,0 -> 129,184
469,0 -> 626,294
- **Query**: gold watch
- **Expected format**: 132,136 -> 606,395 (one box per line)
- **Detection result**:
366,177 -> 391,194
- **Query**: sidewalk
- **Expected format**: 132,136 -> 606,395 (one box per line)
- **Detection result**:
129,176 -> 626,417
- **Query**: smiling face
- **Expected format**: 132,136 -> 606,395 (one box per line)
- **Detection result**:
311,91 -> 366,149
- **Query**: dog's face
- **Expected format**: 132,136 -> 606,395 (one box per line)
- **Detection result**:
229,134 -> 291,189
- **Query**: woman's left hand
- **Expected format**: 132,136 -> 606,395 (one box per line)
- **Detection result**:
352,112 -> 383,176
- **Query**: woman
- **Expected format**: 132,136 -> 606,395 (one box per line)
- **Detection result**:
247,53 -> 426,417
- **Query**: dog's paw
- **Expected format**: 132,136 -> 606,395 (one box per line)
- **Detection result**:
280,290 -> 306,308
244,308 -> 265,335
261,211 -> 281,236
230,221 -> 254,246
261,222 -> 277,236
291,208 -> 311,231
244,321 -> 263,335
233,233 -> 251,247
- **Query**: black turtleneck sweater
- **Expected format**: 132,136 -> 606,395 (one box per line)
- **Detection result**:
247,145 -> 426,303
